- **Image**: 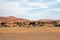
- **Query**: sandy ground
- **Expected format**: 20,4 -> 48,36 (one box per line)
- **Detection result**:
0,27 -> 60,40
0,32 -> 60,40
0,27 -> 60,33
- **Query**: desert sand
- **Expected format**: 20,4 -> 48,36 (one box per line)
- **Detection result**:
0,32 -> 60,40
0,27 -> 60,33
0,27 -> 60,40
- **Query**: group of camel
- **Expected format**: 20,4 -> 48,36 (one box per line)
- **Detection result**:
0,16 -> 60,27
0,20 -> 59,27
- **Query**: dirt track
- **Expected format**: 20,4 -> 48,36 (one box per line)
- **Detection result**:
0,32 -> 60,40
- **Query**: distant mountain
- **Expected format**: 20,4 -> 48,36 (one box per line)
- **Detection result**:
0,16 -> 60,23
0,16 -> 30,22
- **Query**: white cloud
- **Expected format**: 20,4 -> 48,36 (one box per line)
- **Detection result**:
20,0 -> 28,1
0,1 -> 49,15
0,2 -> 30,14
48,8 -> 60,12
0,1 -> 41,20
0,0 -> 60,20
27,2 -> 48,8
57,0 -> 60,2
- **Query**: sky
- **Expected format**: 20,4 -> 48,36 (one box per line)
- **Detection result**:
0,0 -> 60,20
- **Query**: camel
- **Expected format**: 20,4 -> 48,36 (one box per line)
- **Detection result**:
0,22 -> 7,27
14,19 -> 30,27
37,21 -> 44,26
5,23 -> 17,27
54,21 -> 60,27
42,21 -> 57,27
22,20 -> 30,27
36,20 -> 57,27
29,21 -> 37,27
14,20 -> 23,27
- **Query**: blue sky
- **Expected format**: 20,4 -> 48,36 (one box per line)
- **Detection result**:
0,0 -> 60,20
